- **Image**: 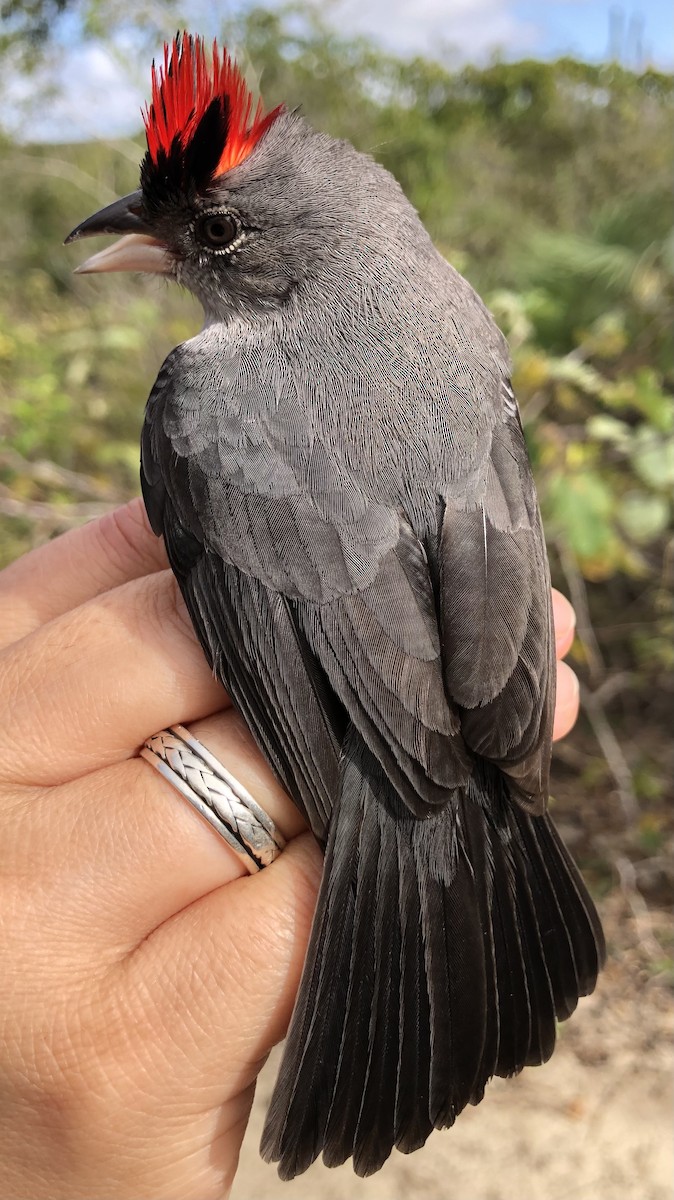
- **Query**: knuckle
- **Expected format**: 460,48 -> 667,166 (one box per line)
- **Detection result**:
141,569 -> 196,647
94,499 -> 161,577
81,569 -> 172,652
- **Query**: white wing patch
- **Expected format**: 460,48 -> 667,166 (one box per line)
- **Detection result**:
502,381 -> 519,419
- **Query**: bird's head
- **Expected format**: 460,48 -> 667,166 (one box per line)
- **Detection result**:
66,33 -> 411,321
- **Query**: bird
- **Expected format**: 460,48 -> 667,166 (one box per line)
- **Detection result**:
66,33 -> 605,1182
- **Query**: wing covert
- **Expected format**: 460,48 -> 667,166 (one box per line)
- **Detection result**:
440,394 -> 555,811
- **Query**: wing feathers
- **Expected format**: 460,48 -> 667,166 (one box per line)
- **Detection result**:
441,507 -> 534,706
439,413 -> 555,809
182,548 -> 344,838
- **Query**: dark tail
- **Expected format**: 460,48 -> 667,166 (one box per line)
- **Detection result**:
260,739 -> 605,1180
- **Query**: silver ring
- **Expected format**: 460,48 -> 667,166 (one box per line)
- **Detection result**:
140,724 -> 286,873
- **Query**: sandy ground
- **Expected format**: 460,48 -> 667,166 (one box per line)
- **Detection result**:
232,897 -> 673,1200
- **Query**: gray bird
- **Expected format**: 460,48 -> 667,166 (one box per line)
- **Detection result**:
66,34 -> 605,1181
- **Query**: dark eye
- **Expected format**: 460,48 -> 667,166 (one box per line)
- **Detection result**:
197,212 -> 239,249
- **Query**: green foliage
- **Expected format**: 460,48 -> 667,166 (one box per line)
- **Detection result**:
496,290 -> 673,583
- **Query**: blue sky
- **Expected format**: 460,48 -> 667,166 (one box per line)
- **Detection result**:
4,0 -> 672,142
331,0 -> 672,63
508,1 -> 670,63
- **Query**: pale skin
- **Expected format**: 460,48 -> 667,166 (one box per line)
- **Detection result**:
0,498 -> 580,1200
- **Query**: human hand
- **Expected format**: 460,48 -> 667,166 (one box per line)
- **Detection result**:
0,499 -> 320,1200
551,588 -> 580,741
0,503 -> 579,1199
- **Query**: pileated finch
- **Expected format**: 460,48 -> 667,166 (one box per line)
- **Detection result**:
66,34 -> 604,1182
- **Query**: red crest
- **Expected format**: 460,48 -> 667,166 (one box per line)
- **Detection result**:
143,34 -> 282,176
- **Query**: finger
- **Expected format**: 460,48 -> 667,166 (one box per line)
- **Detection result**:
125,831 -> 323,1099
553,660 -> 580,741
9,711 -> 307,950
0,500 -> 168,650
552,588 -> 576,660
0,570 -> 225,787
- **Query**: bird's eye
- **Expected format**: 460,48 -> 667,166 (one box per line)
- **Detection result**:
197,213 -> 239,250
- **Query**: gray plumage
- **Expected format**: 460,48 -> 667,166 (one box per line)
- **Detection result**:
69,73 -> 605,1181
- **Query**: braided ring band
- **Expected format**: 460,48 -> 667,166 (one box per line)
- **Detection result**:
140,724 -> 286,872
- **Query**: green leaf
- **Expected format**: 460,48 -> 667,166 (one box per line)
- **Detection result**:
630,369 -> 674,432
545,469 -> 615,561
618,492 -> 670,543
631,431 -> 674,490
586,415 -> 633,447
548,356 -> 606,396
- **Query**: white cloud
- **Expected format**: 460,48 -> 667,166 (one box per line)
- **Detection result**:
326,0 -> 539,60
3,42 -> 146,143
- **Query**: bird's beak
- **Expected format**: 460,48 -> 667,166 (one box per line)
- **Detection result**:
65,190 -> 174,276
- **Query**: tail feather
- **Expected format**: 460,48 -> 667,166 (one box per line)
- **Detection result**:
480,789 -> 535,1077
393,819 -> 433,1153
417,825 -> 488,1127
527,809 -> 605,993
483,773 -> 558,1069
260,759 -> 361,1179
350,802 -> 401,1173
511,849 -> 557,1066
511,806 -> 582,1021
322,786 -> 390,1170
260,741 -> 604,1180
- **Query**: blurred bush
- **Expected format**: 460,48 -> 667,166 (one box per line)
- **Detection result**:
1,5 -> 672,916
